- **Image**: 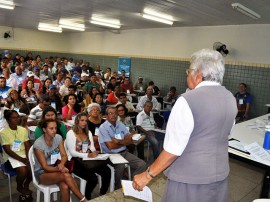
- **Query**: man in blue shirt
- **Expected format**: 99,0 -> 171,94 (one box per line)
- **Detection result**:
99,107 -> 146,189
0,76 -> 11,101
235,83 -> 252,122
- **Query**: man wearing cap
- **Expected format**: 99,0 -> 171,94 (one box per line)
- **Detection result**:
33,66 -> 41,80
76,72 -> 89,89
84,74 -> 104,94
22,71 -> 43,93
48,84 -> 62,113
134,77 -> 146,92
71,66 -> 81,83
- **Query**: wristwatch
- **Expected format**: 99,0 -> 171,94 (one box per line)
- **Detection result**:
117,140 -> 121,145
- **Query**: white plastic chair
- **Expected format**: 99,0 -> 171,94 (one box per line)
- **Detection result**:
28,146 -> 62,202
253,200 -> 270,202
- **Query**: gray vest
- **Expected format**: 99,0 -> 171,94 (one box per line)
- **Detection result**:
164,85 -> 237,184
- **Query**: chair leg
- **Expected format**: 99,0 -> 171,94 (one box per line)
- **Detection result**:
107,164 -> 115,192
127,165 -> 131,180
146,141 -> 150,162
36,190 -> 41,202
7,174 -> 12,202
53,192 -> 57,201
80,180 -> 87,195
44,191 -> 51,202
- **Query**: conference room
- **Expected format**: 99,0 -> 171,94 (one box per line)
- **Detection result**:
1,1 -> 270,201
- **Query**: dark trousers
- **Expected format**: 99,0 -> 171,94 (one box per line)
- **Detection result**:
72,158 -> 111,199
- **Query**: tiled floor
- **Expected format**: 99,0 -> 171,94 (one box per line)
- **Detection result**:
0,157 -> 266,202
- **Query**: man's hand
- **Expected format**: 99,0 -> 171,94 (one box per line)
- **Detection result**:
88,151 -> 99,158
132,171 -> 152,191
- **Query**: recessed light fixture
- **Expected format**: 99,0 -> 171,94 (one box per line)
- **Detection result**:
59,20 -> 85,31
0,0 -> 15,10
232,3 -> 261,19
142,8 -> 174,25
38,23 -> 62,33
90,17 -> 121,29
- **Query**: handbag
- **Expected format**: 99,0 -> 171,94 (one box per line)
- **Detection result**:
54,159 -> 74,173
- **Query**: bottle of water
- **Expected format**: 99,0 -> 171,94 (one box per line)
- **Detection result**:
263,125 -> 270,150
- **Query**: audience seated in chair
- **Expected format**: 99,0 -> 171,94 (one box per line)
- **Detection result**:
99,107 -> 146,189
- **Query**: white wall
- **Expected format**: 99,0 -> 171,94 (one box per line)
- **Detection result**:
0,26 -> 69,52
1,24 -> 270,64
68,24 -> 270,64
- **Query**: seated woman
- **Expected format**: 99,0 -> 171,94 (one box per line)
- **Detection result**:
93,93 -> 106,115
66,112 -> 111,200
116,104 -> 145,160
62,94 -> 81,122
5,88 -> 30,115
34,106 -> 67,140
41,78 -> 52,95
0,110 -> 32,201
89,87 -> 98,100
87,103 -> 105,151
20,79 -> 40,103
33,119 -> 88,202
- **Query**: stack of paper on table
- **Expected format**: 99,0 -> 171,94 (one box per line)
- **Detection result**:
109,154 -> 129,164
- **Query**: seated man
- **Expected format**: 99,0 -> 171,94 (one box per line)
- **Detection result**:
136,86 -> 161,112
27,94 -> 51,126
136,101 -> 165,159
99,107 -> 146,189
117,93 -> 136,113
164,86 -> 179,103
235,83 -> 252,121
120,77 -> 134,94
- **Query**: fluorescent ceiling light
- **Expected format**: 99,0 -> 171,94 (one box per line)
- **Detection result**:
59,20 -> 85,31
142,14 -> 173,25
142,9 -> 174,25
90,17 -> 121,29
0,0 -> 15,9
38,23 -> 62,33
232,3 -> 261,19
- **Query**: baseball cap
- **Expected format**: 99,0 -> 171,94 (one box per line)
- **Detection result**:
33,66 -> 39,71
27,71 -> 34,77
73,66 -> 80,72
81,72 -> 89,77
61,68 -> 69,74
138,76 -> 143,79
49,84 -> 57,89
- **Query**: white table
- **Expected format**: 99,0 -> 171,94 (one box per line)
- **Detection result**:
229,114 -> 270,197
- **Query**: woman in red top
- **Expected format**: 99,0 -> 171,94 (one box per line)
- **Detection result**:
106,85 -> 120,104
62,94 -> 81,121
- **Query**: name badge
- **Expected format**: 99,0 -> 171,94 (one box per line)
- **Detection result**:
127,90 -> 130,94
14,107 -> 20,112
50,151 -> 59,165
82,141 -> 88,153
95,127 -> 99,136
51,102 -> 56,109
125,125 -> 129,132
72,115 -> 76,120
115,132 -> 122,140
239,99 -> 244,105
140,87 -> 143,91
12,140 -> 22,151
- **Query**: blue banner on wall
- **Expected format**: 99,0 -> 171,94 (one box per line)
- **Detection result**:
118,57 -> 131,77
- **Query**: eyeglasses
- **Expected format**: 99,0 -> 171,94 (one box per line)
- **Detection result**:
186,69 -> 194,76
108,112 -> 117,116
91,109 -> 100,112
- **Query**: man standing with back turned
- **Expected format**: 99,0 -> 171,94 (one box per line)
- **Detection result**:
132,49 -> 237,202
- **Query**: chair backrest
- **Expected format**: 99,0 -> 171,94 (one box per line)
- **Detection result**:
28,146 -> 39,185
154,113 -> 164,128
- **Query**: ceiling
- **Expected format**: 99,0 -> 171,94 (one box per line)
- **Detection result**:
0,0 -> 269,33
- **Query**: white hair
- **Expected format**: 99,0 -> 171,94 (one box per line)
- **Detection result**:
87,103 -> 101,113
190,49 -> 225,84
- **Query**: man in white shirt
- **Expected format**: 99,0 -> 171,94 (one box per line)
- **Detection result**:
136,101 -> 164,159
133,49 -> 237,202
136,86 -> 160,112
